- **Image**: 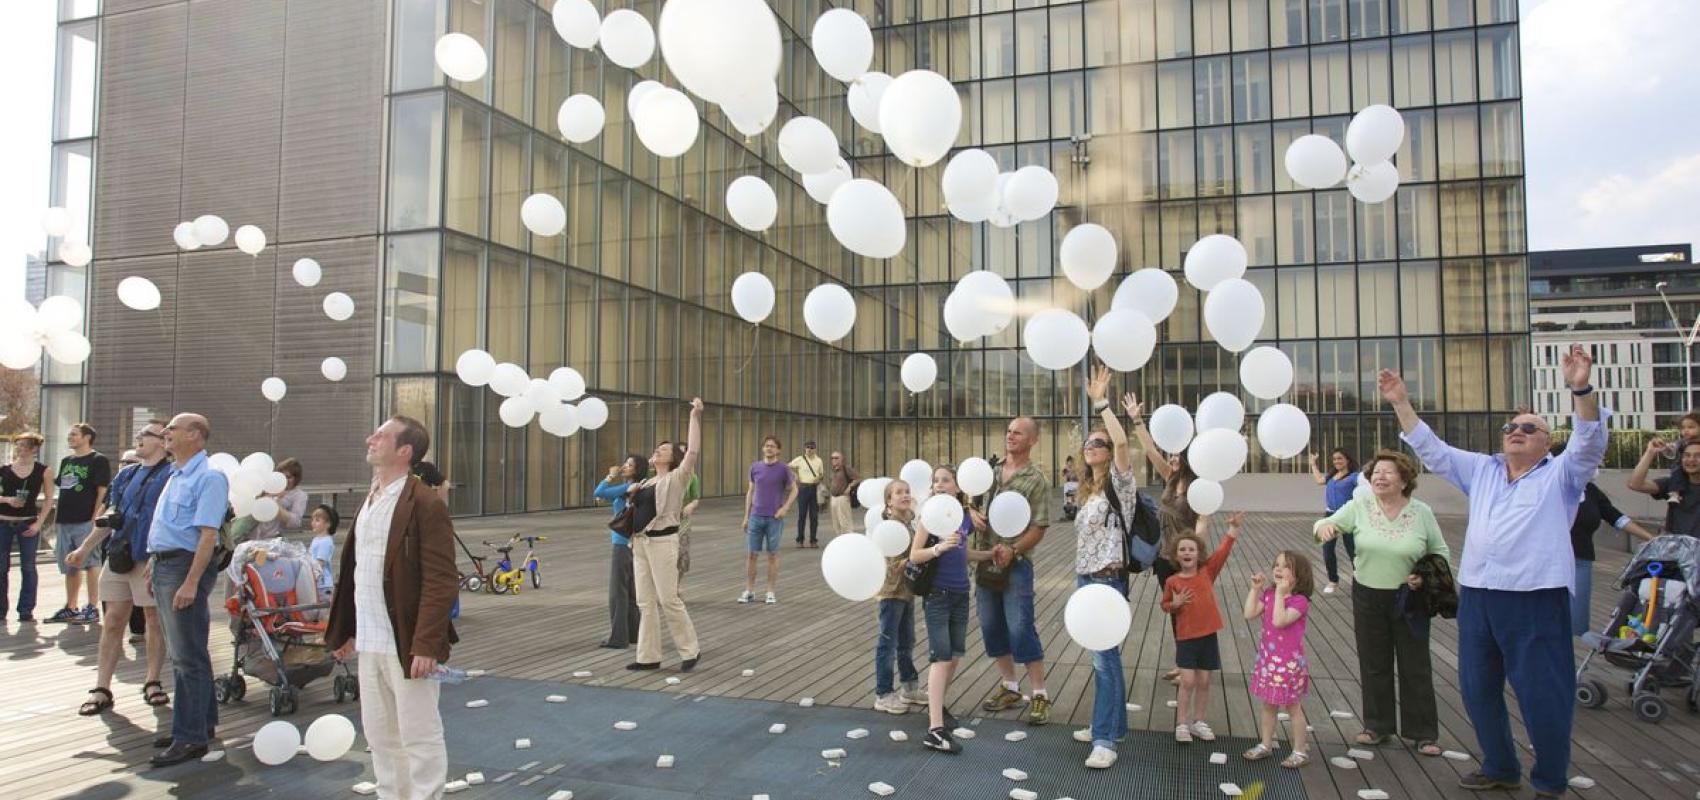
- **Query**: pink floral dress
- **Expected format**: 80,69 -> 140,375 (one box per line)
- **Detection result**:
1250,588 -> 1310,706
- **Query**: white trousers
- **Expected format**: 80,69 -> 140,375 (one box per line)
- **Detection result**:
358,654 -> 446,800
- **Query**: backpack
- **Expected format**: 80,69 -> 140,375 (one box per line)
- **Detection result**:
903,533 -> 940,595
1108,487 -> 1162,585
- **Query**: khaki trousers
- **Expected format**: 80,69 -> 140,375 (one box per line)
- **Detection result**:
633,534 -> 699,664
829,495 -> 855,535
358,654 -> 446,800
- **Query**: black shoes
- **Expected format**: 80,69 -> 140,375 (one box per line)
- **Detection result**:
599,640 -> 628,649
150,741 -> 208,767
1458,771 -> 1521,791
922,727 -> 959,754
154,728 -> 213,748
680,655 -> 700,673
626,662 -> 661,671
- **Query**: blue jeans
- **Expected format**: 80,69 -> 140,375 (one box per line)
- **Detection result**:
745,515 -> 784,553
794,489 -> 820,544
977,558 -> 1044,664
1570,559 -> 1593,637
923,589 -> 970,663
1322,532 -> 1356,583
152,553 -> 220,745
875,598 -> 919,695
1079,573 -> 1129,749
1457,586 -> 1573,794
0,520 -> 40,615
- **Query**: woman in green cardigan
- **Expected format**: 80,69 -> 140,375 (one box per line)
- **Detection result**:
1314,449 -> 1451,757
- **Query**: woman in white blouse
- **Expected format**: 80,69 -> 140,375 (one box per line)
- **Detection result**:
1070,365 -> 1140,770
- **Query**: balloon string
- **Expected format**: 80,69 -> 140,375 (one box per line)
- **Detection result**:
732,322 -> 759,374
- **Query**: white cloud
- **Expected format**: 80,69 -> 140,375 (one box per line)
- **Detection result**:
0,2 -> 54,304
1540,152 -> 1700,249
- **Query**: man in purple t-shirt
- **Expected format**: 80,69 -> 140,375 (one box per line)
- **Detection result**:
740,435 -> 797,605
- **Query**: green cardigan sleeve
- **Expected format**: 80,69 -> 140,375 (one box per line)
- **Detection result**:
1313,497 -> 1361,541
1416,502 -> 1451,562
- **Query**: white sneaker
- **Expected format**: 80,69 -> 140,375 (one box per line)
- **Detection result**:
1084,745 -> 1118,769
737,590 -> 754,603
873,693 -> 908,715
765,592 -> 777,604
1175,724 -> 1192,743
1191,720 -> 1216,741
900,684 -> 928,705
1323,584 -> 1337,594
1073,728 -> 1094,743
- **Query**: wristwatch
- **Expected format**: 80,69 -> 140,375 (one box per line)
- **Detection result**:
1092,399 -> 1110,412
1571,385 -> 1594,397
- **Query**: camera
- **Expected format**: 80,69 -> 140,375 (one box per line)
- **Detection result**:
94,510 -> 124,530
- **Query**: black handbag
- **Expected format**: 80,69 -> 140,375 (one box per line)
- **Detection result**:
610,506 -> 637,536
104,462 -> 168,574
903,533 -> 940,595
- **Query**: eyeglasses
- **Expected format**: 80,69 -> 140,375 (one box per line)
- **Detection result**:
1501,422 -> 1544,435
138,430 -> 164,440
1084,438 -> 1112,450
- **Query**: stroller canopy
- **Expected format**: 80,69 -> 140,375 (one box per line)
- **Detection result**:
1620,535 -> 1700,602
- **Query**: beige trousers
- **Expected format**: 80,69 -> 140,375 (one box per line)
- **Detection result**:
829,495 -> 855,535
358,654 -> 446,800
633,533 -> 699,664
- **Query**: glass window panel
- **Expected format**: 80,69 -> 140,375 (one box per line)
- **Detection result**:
384,233 -> 441,373
1316,264 -> 1356,337
1390,0 -> 1430,32
1481,179 -> 1524,256
1156,0 -> 1193,58
1277,266 -> 1317,339
1478,0 -> 1516,24
1245,270 -> 1278,342
1015,9 -> 1048,74
1445,338 -> 1488,411
1194,0 -> 1232,55
530,138 -> 567,262
1232,0 -> 1270,51
598,283 -> 625,391
1016,76 -> 1050,140
1435,0 -> 1474,28
1358,262 -> 1398,335
1391,36 -> 1433,108
1442,258 -> 1485,334
1310,0 -> 1346,42
528,263 -> 564,373
1314,190 -> 1353,263
982,13 -> 1014,78
1197,127 -> 1233,196
1158,61 -> 1194,129
982,79 -> 1016,144
568,152 -> 599,269
1349,40 -> 1391,108
1396,183 -> 1440,258
1350,0 -> 1387,37
1488,335 -> 1528,411
490,120 -> 528,250
492,0 -> 530,119
1437,106 -> 1480,180
533,5 -> 569,131
1270,0 -> 1308,47
1310,44 -> 1350,116
442,236 -> 485,362
1357,192 -> 1395,261
1276,192 -> 1313,264
487,248 -> 526,363
447,0 -> 490,99
1435,30 -> 1476,104
392,0 -> 442,91
1085,1 -> 1120,66
1480,102 -> 1523,178
1159,131 -> 1196,198
1402,337 -> 1442,411
1235,123 -> 1274,194
1232,53 -> 1271,123
1195,57 -> 1232,126
1477,26 -> 1519,101
48,140 -> 93,252
1440,181 -> 1483,257
1238,195 -> 1275,266
600,175 -> 627,282
1051,72 -> 1085,138
387,93 -> 444,231
446,99 -> 488,237
41,265 -> 86,385
1271,49 -> 1310,119
1316,340 -> 1359,413
1400,261 -> 1440,335
1486,257 -> 1526,334
54,21 -> 97,140
1051,5 -> 1084,70
1398,108 -> 1436,182
1168,269 -> 1201,339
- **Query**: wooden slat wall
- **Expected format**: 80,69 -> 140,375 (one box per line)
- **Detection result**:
277,0 -> 387,242
168,248 -> 279,458
89,255 -> 181,436
92,4 -> 187,259
179,0 -> 286,233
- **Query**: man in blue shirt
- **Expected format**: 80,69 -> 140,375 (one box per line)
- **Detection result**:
1379,344 -> 1602,799
145,413 -> 230,767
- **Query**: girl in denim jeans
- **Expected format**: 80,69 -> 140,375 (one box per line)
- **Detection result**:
871,480 -> 926,715
909,466 -> 990,754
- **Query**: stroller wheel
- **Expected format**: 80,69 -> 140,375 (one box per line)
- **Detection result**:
1576,679 -> 1608,709
1633,692 -> 1669,724
216,679 -> 232,705
231,675 -> 248,702
269,687 -> 286,717
333,675 -> 348,703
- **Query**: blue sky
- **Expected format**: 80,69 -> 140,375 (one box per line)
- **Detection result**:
0,0 -> 1694,303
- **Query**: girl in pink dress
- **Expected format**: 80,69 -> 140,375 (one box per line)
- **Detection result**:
1241,549 -> 1316,768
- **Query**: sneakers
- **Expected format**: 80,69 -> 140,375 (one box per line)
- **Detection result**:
1174,724 -> 1193,743
1073,728 -> 1094,743
77,604 -> 100,624
1190,721 -> 1216,741
1457,771 -> 1521,791
765,592 -> 777,605
899,683 -> 928,705
873,693 -> 908,715
922,727 -> 959,754
46,607 -> 77,623
1027,692 -> 1052,726
1084,745 -> 1118,769
942,708 -> 959,730
982,686 -> 1027,712
737,590 -> 755,604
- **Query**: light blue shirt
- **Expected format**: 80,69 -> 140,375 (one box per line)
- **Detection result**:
147,451 -> 230,553
310,534 -> 335,596
594,478 -> 632,547
1400,409 -> 1610,592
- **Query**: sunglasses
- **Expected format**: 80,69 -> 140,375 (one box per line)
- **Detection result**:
1084,438 -> 1112,450
1501,422 -> 1544,435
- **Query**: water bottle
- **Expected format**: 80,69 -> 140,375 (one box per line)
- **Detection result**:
430,665 -> 468,684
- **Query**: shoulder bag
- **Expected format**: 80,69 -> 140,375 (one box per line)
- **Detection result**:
902,533 -> 940,595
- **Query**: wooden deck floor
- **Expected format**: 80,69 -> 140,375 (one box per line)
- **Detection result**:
5,498 -> 1698,799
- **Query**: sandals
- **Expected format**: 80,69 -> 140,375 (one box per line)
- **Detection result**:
1355,730 -> 1389,746
1243,743 -> 1275,761
1281,750 -> 1310,769
78,687 -> 114,716
143,681 -> 170,707
1415,740 -> 1442,757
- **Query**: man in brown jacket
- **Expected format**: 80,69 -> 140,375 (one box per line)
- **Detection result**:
328,415 -> 459,800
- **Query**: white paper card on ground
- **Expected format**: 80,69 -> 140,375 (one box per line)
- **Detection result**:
769,723 -> 787,734
444,780 -> 468,793
1346,748 -> 1375,760
1219,783 -> 1243,797
1167,700 -> 1179,708
821,748 -> 848,760
1569,776 -> 1596,789
515,739 -> 532,749
547,695 -> 567,703
547,792 -> 573,800
1010,790 -> 1038,800
573,671 -> 593,678
465,699 -> 489,708
1002,768 -> 1028,781
1306,725 -> 1314,732
868,782 -> 896,796
466,669 -> 487,677
656,755 -> 674,768
352,782 -> 378,795
1330,710 -> 1354,719
888,731 -> 908,742
1004,731 -> 1027,742
465,772 -> 485,785
1277,712 -> 1289,721
1330,757 -> 1358,770
847,729 -> 869,739
614,721 -> 638,731
1209,753 -> 1228,765
1357,791 -> 1389,800
201,750 -> 224,762
952,727 -> 976,739
800,697 -> 816,707
1443,750 -> 1472,761
755,795 -> 771,800
1126,703 -> 1143,712
742,669 -> 756,677
665,677 -> 681,685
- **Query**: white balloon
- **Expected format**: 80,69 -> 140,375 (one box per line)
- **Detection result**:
1354,473 -> 1373,504
777,116 -> 840,175
657,0 -> 782,106
521,194 -> 567,237
498,396 -> 535,428
305,714 -> 357,762
434,33 -> 488,82
864,506 -> 885,533
252,720 -> 301,766
826,179 -> 905,259
846,72 -> 892,134
633,87 -> 699,158
547,366 -> 586,400
899,460 -> 933,496
626,80 -> 663,120
1195,392 -> 1246,433
1346,160 -> 1400,204
1003,165 -> 1059,221
539,402 -> 581,437
251,496 -> 280,523
1023,309 -> 1090,371
1284,134 -> 1348,190
116,276 -> 161,311
1239,347 -> 1294,400
0,337 -> 39,370
720,81 -> 779,139
955,271 -> 1016,336
44,330 -> 90,365
821,533 -> 886,601
58,241 -> 91,268
726,176 -> 778,232
524,378 -> 562,411
1187,479 -> 1225,516
1346,104 -> 1406,165
598,9 -> 655,69
1183,234 -> 1249,292
878,70 -> 962,167
192,214 -> 229,246
320,357 -> 347,382
1257,403 -> 1312,459
956,457 -> 994,497
988,491 -> 1032,539
322,292 -> 355,322
941,149 -> 999,209
1065,583 -> 1132,651
812,9 -> 873,83
261,377 -> 287,402
41,207 -> 72,237
208,453 -> 240,476
552,0 -> 600,48
1148,404 -> 1195,454
230,492 -> 256,517
1091,308 -> 1157,372
802,159 -> 853,205
900,352 -> 937,394
948,190 -> 999,224
230,470 -> 264,501
858,477 -> 892,510
240,452 -> 276,475
1059,223 -> 1117,291
234,225 -> 266,256
489,362 -> 530,398
920,494 -> 965,538
1111,269 -> 1179,323
730,272 -> 776,324
870,519 -> 911,558
578,396 -> 610,430
1189,428 -> 1249,482
36,295 -> 83,333
1203,278 -> 1265,353
172,221 -> 202,250
803,283 -> 858,341
556,94 -> 605,144
455,349 -> 495,386
943,292 -> 978,344
291,258 -> 322,288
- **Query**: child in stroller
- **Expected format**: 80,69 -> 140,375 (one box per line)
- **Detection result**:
1576,535 -> 1700,723
219,538 -> 357,716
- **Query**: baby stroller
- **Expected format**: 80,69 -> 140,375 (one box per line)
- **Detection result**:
1576,535 -> 1700,723
218,538 -> 357,716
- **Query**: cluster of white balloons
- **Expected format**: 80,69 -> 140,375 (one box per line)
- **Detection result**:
210,451 -> 289,521
170,214 -> 267,256
941,150 -> 1058,227
1283,104 -> 1405,204
253,714 -> 356,766
0,296 -> 90,369
454,349 -> 608,436
42,206 -> 92,267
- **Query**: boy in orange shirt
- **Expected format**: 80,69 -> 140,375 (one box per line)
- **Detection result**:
1161,511 -> 1244,743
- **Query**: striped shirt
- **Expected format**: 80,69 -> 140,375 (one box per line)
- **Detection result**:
353,476 -> 407,655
